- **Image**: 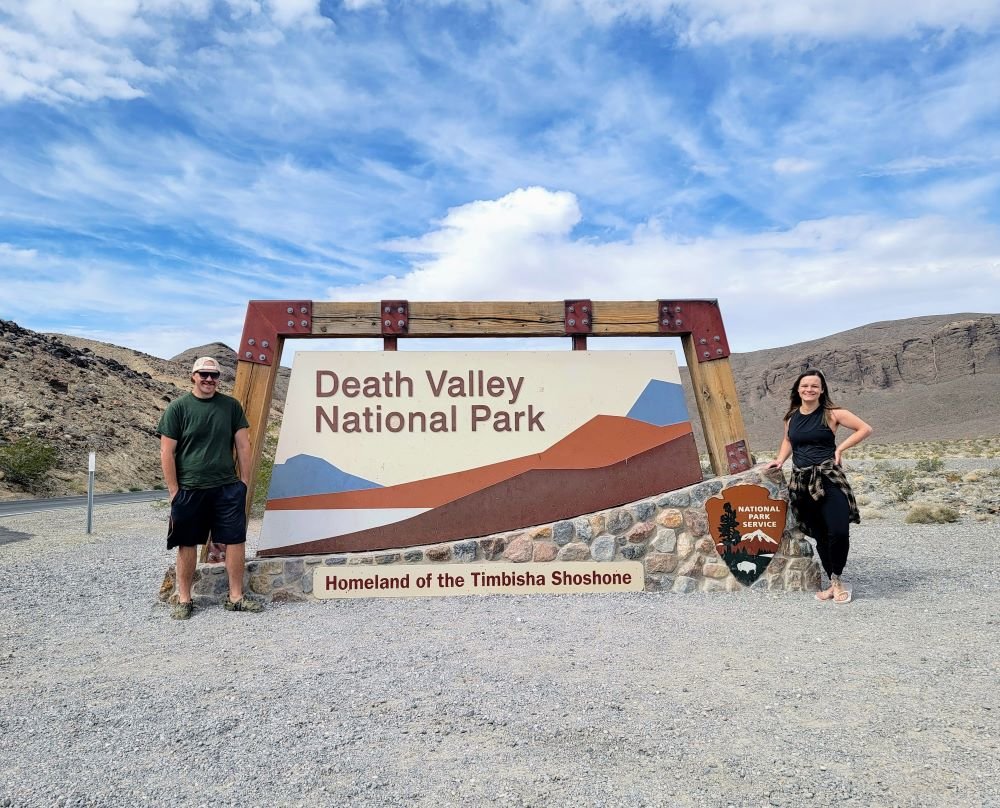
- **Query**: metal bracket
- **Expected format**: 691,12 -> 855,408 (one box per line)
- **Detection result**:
239,301 -> 312,366
381,300 -> 409,336
657,299 -> 731,363
724,439 -> 751,474
564,299 -> 593,334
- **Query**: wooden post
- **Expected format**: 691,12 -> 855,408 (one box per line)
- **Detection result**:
680,341 -> 748,477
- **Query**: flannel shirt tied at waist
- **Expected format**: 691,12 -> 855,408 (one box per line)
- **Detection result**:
788,458 -> 861,525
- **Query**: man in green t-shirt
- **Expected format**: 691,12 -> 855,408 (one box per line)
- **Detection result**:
157,356 -> 261,619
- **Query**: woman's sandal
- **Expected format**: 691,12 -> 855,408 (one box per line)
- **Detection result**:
833,584 -> 853,604
815,587 -> 835,601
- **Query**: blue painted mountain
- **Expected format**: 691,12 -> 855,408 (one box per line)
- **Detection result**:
268,454 -> 382,499
626,379 -> 689,426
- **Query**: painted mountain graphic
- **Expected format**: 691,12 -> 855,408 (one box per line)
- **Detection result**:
268,454 -> 382,499
627,379 -> 689,426
259,414 -> 701,556
729,529 -> 780,556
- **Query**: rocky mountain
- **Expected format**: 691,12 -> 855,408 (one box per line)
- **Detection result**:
0,320 -> 287,499
693,312 -> 1000,455
0,312 -> 997,498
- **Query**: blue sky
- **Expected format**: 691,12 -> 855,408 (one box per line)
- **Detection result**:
1,0 -> 998,361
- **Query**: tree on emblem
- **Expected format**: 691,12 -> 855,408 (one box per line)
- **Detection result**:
718,502 -> 741,550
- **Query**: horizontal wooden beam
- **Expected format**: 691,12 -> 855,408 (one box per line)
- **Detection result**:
310,300 -> 705,338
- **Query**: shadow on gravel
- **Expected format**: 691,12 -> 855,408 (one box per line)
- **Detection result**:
0,527 -> 32,546
846,551 -> 933,599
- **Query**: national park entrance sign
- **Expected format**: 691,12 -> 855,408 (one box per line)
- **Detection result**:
198,299 -> 810,597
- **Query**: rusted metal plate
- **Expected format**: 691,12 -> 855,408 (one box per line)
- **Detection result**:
564,299 -> 593,334
381,300 -> 409,336
657,299 -> 730,362
238,301 -> 312,366
724,439 -> 751,473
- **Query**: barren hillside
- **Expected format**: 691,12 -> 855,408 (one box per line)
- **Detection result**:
0,312 -> 996,498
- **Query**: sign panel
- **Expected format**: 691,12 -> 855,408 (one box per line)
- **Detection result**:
314,562 -> 645,599
259,351 -> 701,556
706,484 -> 788,586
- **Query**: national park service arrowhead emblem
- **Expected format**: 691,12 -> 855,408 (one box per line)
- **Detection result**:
706,484 -> 787,586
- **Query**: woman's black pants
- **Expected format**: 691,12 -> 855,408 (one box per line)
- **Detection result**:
798,478 -> 851,578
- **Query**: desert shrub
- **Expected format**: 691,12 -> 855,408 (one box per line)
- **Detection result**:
882,467 -> 916,502
915,455 -> 944,473
0,437 -> 58,491
904,503 -> 960,524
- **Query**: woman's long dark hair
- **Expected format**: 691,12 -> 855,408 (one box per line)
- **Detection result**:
783,368 -> 838,426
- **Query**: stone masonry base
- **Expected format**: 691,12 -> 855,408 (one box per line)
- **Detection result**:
159,466 -> 821,606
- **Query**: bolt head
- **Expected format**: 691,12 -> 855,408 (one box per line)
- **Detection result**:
582,318 -> 589,326
261,340 -> 269,348
247,338 -> 255,346
259,354 -> 266,361
699,338 -> 707,345
568,318 -> 576,327
397,306 -> 404,314
300,306 -> 307,314
287,320 -> 294,328
286,307 -> 294,314
384,306 -> 390,314
703,351 -> 710,358
675,319 -> 683,327
397,320 -> 405,328
301,320 -> 308,327
384,320 -> 391,327
245,351 -> 253,359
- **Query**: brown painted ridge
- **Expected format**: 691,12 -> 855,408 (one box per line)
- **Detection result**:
268,416 -> 694,511
258,430 -> 701,556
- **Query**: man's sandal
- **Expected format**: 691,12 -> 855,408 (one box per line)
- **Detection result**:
224,596 -> 263,613
171,601 -> 194,620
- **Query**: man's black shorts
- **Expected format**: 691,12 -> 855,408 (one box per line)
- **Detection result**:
167,481 -> 247,549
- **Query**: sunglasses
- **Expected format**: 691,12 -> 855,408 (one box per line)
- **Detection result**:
196,371 -> 220,380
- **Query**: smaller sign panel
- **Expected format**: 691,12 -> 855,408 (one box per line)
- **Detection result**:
313,562 -> 645,599
706,484 -> 787,586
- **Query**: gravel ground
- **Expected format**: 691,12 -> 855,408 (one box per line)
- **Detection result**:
1,497 -> 998,808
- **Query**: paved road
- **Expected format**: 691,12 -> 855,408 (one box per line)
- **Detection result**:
0,490 -> 168,518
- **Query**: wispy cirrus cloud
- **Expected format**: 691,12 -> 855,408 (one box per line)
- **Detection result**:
0,0 -> 998,357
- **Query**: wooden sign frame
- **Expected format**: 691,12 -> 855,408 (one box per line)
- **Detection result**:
222,299 -> 750,561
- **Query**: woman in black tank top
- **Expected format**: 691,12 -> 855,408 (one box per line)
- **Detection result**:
766,369 -> 872,604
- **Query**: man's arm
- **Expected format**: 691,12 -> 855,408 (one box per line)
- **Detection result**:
160,435 -> 180,501
234,427 -> 252,486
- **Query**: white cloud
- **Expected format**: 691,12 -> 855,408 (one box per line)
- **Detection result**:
328,187 -> 1000,352
772,157 -> 818,175
547,0 -> 1000,41
0,0 -> 326,105
267,0 -> 327,28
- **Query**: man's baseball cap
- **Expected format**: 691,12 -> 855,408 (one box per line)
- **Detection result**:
191,357 -> 222,374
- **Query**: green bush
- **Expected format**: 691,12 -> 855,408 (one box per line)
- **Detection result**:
915,455 -> 945,473
905,503 -> 960,524
0,437 -> 58,491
